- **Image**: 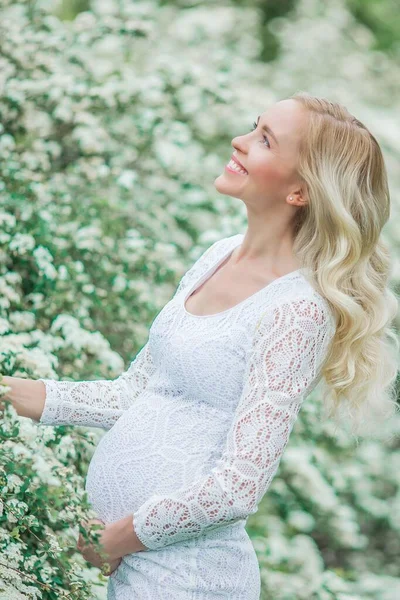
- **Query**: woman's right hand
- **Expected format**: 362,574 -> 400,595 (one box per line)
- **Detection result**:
0,376 -> 46,422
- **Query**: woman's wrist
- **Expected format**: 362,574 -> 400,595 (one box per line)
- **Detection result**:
106,514 -> 148,560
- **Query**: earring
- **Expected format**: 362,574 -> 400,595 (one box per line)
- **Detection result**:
289,196 -> 293,201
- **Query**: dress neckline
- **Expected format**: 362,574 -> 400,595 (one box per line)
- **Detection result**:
182,236 -> 304,319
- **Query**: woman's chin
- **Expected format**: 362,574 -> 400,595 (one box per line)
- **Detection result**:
214,173 -> 242,196
214,175 -> 228,194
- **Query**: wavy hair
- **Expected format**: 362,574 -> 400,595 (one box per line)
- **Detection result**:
287,91 -> 400,441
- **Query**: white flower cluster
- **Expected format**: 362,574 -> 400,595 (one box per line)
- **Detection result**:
0,0 -> 399,598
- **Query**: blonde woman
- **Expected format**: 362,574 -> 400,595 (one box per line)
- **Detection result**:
4,92 -> 399,599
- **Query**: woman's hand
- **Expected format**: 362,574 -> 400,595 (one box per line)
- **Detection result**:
77,513 -> 148,574
77,518 -> 122,576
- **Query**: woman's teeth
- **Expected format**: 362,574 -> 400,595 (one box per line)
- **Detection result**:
227,159 -> 248,175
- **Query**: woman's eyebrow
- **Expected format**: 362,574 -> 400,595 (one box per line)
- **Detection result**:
256,116 -> 279,146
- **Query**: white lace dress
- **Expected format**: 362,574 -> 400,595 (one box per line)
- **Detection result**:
38,233 -> 336,600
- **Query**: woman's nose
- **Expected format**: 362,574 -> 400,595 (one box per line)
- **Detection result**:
231,135 -> 248,153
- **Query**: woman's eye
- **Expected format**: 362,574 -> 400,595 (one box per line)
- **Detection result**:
250,121 -> 270,148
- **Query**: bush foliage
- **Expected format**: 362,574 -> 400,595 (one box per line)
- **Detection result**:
1,0 -> 399,598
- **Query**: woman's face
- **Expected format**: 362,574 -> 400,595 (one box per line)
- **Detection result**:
214,99 -> 307,210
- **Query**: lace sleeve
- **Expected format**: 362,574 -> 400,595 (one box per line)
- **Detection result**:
132,294 -> 335,550
38,341 -> 157,430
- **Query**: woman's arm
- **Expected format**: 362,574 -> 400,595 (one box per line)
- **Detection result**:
1,341 -> 156,430
1,237 -> 228,429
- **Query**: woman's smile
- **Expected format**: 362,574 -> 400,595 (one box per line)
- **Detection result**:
225,159 -> 248,175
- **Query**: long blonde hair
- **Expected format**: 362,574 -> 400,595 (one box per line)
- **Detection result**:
288,91 -> 400,441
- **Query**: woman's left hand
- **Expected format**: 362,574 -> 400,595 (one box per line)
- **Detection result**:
77,518 -> 122,576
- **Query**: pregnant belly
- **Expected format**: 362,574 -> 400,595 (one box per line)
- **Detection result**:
85,395 -> 230,523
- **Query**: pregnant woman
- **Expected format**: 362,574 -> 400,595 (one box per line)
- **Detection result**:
4,92 -> 399,599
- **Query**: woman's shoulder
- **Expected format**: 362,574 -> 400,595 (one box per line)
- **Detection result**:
251,267 -> 337,338
295,274 -> 336,331
202,232 -> 244,256
187,233 -> 244,270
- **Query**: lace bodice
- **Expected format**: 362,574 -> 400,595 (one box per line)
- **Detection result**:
39,233 -> 336,554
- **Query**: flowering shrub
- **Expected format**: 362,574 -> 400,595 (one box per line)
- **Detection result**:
0,398 -> 102,599
0,0 -> 399,598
